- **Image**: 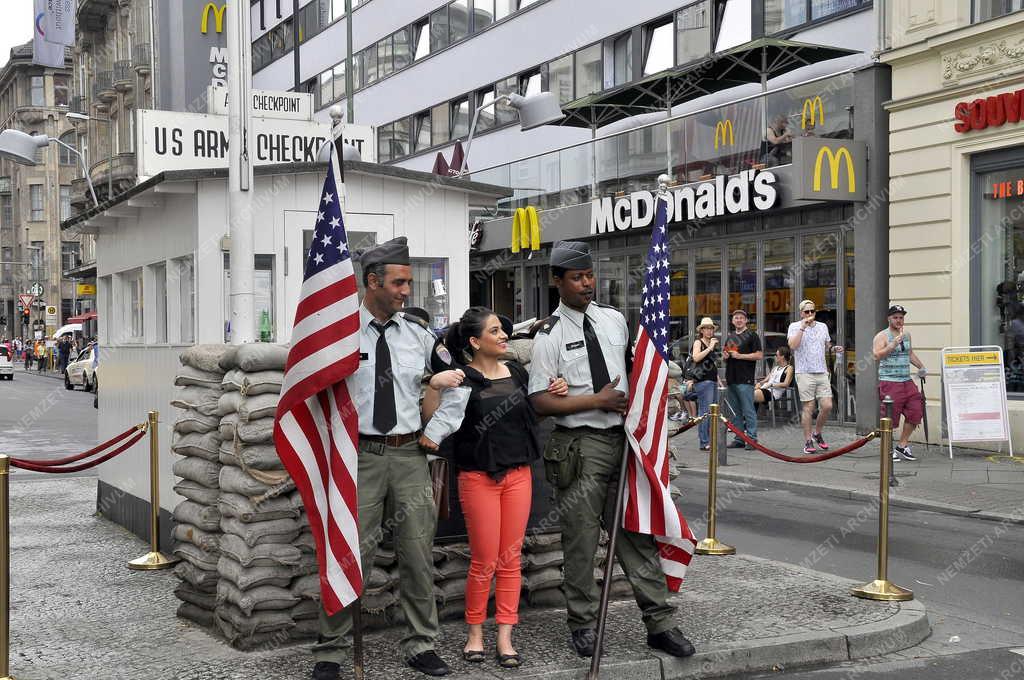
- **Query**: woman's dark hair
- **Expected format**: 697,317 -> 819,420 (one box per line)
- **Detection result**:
775,345 -> 792,363
444,306 -> 496,362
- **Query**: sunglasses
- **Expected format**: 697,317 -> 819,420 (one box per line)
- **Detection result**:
802,309 -> 816,314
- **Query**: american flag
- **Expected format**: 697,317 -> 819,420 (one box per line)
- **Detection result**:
623,195 -> 697,591
273,151 -> 363,616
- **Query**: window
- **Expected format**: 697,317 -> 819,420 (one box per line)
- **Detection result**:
413,20 -> 430,60
676,1 -> 711,65
152,262 -> 167,343
811,0 -> 862,21
474,0 -> 495,30
449,0 -> 470,42
362,46 -> 378,86
392,117 -> 410,158
123,268 -> 144,341
475,86 -> 496,132
351,51 -> 363,91
377,36 -> 394,78
377,123 -> 394,163
0,247 -> 11,284
613,33 -> 632,86
431,103 -> 450,146
30,241 -> 44,283
643,18 -> 673,76
495,0 -> 515,20
30,76 -> 44,106
61,241 -> 79,273
765,0 -> 808,32
575,43 -> 602,98
175,256 -> 194,343
0,193 -> 11,230
520,68 -> 542,97
413,111 -> 431,152
451,97 -> 470,139
331,63 -> 346,102
430,6 -> 450,53
548,54 -> 574,104
30,185 -> 44,221
58,131 -> 76,166
319,70 -> 333,107
496,76 -> 517,125
973,0 -> 1024,21
54,75 -> 69,107
518,0 -> 541,7
254,255 -> 275,342
60,185 -> 71,221
393,27 -> 411,70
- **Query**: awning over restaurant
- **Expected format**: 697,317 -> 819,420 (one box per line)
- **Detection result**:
66,310 -> 97,324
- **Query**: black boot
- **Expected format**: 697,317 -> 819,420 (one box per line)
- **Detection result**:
406,650 -> 452,677
647,627 -> 696,657
311,662 -> 340,680
571,628 -> 597,657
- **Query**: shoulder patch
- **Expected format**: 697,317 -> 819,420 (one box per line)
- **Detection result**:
430,337 -> 453,373
402,311 -> 430,330
536,315 -> 560,335
592,301 -> 617,310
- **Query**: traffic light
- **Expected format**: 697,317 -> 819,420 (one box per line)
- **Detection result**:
0,317 -> 5,326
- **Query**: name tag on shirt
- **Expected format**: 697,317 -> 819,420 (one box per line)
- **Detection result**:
565,341 -> 585,351
359,352 -> 369,360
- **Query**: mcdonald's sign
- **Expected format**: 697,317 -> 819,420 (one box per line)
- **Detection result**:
511,206 -> 540,253
714,119 -> 734,150
792,137 -> 866,201
801,96 -> 824,130
201,2 -> 227,34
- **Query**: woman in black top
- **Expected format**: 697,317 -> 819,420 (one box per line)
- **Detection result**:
420,307 -> 566,668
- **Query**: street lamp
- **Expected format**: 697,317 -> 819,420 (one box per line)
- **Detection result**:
66,111 -> 114,202
458,91 -> 565,176
0,129 -> 99,207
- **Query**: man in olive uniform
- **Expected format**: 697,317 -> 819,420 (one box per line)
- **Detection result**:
313,237 -> 464,680
528,240 -> 696,659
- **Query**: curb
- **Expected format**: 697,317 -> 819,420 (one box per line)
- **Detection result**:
677,468 -> 1024,526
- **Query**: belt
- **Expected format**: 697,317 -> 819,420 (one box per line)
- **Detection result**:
554,424 -> 624,435
360,430 -> 422,447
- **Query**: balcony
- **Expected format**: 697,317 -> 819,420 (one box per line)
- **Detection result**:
88,152 -> 137,201
92,71 -> 115,102
133,43 -> 151,75
113,60 -> 133,91
69,95 -> 88,115
77,0 -> 117,32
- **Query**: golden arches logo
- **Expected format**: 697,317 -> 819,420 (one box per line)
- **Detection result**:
512,206 -> 540,253
812,146 -> 855,193
201,2 -> 227,34
714,119 -> 734,150
801,96 -> 824,129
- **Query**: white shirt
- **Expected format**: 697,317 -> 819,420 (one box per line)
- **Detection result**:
787,320 -> 830,374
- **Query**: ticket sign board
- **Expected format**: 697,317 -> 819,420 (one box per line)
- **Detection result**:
941,346 -> 1013,457
136,109 -> 331,177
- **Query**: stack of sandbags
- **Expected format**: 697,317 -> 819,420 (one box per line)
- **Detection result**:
171,345 -> 232,628
521,532 -> 566,608
432,543 -> 471,621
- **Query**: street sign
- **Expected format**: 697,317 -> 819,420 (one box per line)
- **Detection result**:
77,283 -> 96,296
29,282 -> 43,296
18,294 -> 34,308
207,86 -> 314,121
940,346 -> 1013,459
45,305 -> 57,326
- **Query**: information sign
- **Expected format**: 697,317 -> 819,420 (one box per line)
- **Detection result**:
941,346 -> 1013,458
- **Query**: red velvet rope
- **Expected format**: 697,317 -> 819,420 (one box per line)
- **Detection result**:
11,430 -> 147,473
11,425 -> 142,467
668,415 -> 705,438
720,419 -> 876,463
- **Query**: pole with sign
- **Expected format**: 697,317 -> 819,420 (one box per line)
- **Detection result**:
940,346 -> 1013,459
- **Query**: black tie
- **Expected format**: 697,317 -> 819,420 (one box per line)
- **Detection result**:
583,315 -> 611,392
371,320 -> 398,434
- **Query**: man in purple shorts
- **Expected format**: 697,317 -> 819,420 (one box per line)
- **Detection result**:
872,305 -> 927,461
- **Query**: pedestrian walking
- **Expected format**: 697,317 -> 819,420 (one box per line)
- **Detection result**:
23,342 -> 32,370
310,237 -> 465,680
420,306 -> 568,669
528,240 -> 696,660
688,317 -> 720,451
723,309 -> 763,449
872,304 -> 927,461
788,300 -> 844,454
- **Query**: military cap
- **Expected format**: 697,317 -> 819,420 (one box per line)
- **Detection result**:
359,236 -> 410,268
551,240 -> 593,271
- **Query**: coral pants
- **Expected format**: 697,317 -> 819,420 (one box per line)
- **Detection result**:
457,466 -> 532,625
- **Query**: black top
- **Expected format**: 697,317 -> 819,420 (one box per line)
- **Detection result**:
724,329 -> 762,385
449,361 -> 540,478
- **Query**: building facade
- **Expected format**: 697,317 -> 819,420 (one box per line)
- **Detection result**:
0,42 -> 79,338
881,1 -> 1024,447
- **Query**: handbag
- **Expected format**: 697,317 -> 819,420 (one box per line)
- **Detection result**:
429,457 -> 450,520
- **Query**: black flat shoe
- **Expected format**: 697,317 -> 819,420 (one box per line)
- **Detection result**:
311,661 -> 340,680
462,649 -> 486,663
496,652 -> 522,668
407,650 -> 452,676
571,628 -> 596,657
647,627 -> 696,657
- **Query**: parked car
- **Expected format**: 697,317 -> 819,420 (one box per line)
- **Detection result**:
65,345 -> 98,391
0,346 -> 13,380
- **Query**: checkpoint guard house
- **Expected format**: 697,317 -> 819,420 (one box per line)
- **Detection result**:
60,105 -> 509,540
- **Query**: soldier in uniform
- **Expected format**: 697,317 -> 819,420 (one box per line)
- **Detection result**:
312,237 -> 465,680
528,240 -> 696,659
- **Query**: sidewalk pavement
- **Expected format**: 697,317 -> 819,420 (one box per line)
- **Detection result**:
669,413 -> 1024,525
9,477 -> 928,680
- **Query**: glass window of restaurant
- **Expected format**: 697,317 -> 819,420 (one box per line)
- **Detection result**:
972,147 -> 1024,396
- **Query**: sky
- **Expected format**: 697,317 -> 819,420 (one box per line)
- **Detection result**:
0,2 -> 37,67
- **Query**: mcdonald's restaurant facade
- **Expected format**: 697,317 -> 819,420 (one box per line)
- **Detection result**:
470,64 -> 892,433
882,8 -> 1024,448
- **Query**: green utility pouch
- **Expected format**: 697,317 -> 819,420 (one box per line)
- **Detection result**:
543,429 -> 582,490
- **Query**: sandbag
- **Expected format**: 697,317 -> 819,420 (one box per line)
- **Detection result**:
171,386 -> 221,416
434,578 -> 466,606
374,546 -> 396,567
363,567 -> 394,596
235,343 -> 288,372
174,366 -> 225,389
291,574 -> 320,600
522,566 -> 561,592
524,532 -> 561,553
434,557 -> 469,581
181,344 -> 234,374
291,598 -> 320,619
219,465 -> 272,497
217,580 -> 299,615
217,556 -> 292,590
222,369 -> 244,393
175,582 -> 218,610
215,602 -> 293,638
173,457 -> 221,489
172,523 -> 220,553
174,411 -> 220,435
240,370 -> 284,396
218,391 -> 244,417
218,345 -> 240,372
219,412 -> 238,440
172,432 -> 221,462
238,444 -> 285,472
238,393 -> 280,423
294,531 -> 316,553
174,560 -> 218,591
173,541 -> 219,571
524,550 -> 563,570
503,337 -> 534,366
218,533 -> 302,568
292,617 -> 320,638
178,602 -> 215,628
173,479 -> 219,507
524,586 -> 566,609
362,589 -> 397,614
236,418 -> 273,444
221,516 -> 301,547
173,500 -> 221,533
219,491 -> 298,523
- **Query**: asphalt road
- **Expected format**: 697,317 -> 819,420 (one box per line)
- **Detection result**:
672,472 -> 1024,678
0,368 -> 98,475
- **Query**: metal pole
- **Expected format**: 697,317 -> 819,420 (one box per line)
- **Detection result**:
345,0 -> 354,124
128,411 -> 179,570
587,437 -> 632,680
292,0 -> 301,92
227,0 -> 256,344
695,404 -> 735,555
851,396 -> 912,601
0,455 -> 12,680
352,600 -> 364,680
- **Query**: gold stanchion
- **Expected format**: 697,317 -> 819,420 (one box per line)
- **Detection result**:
695,404 -> 735,556
851,401 -> 912,601
128,411 -> 180,571
0,456 -> 14,680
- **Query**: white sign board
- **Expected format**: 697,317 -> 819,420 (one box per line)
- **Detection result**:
136,109 -> 331,177
941,346 -> 1013,457
332,124 -> 376,164
206,86 -> 314,121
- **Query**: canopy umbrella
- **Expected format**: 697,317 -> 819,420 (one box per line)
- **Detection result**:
52,323 -> 81,338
